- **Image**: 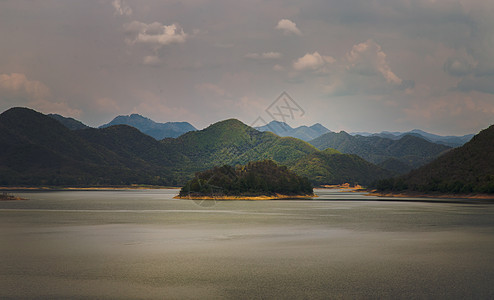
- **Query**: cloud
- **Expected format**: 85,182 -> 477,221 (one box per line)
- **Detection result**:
245,52 -> 282,60
195,83 -> 228,97
293,51 -> 335,72
316,40 -> 411,96
457,75 -> 494,94
273,64 -> 284,71
124,21 -> 188,47
0,73 -> 80,117
346,39 -> 402,85
275,19 -> 302,36
443,57 -> 474,77
142,55 -> 162,66
92,97 -> 120,113
112,0 -> 132,16
0,73 -> 51,101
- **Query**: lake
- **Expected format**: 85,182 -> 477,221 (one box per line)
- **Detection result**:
1,189 -> 494,299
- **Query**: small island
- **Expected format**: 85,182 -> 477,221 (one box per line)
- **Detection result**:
0,192 -> 26,201
175,160 -> 314,200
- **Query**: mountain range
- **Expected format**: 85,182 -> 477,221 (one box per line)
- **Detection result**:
309,131 -> 452,174
255,120 -> 330,142
351,129 -> 473,147
0,107 -> 391,186
375,125 -> 494,194
99,114 -> 196,139
3,107 -> 487,192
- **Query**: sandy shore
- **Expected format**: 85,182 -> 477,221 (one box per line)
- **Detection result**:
0,185 -> 179,191
174,194 -> 316,200
367,190 -> 494,200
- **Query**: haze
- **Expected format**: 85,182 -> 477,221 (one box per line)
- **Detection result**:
1,0 -> 493,135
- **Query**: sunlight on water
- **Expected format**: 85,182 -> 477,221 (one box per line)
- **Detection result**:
1,189 -> 494,299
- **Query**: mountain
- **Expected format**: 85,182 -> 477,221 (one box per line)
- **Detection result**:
403,129 -> 474,147
48,114 -> 90,130
291,148 -> 391,186
309,131 -> 451,174
351,129 -> 474,147
0,107 -> 393,187
375,125 -> 494,194
0,108 -> 174,186
255,120 -> 330,141
99,114 -> 196,139
162,119 -> 392,185
161,119 -> 319,173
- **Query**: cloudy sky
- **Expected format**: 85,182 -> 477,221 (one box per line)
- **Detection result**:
1,0 -> 493,135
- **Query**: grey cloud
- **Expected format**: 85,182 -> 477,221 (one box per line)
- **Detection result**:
443,57 -> 473,77
112,0 -> 132,16
457,76 -> 494,94
124,21 -> 187,47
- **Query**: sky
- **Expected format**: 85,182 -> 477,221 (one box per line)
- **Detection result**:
1,0 -> 493,135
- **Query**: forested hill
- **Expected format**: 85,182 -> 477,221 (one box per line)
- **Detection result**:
0,107 -> 392,187
309,131 -> 451,173
161,118 -> 319,171
375,125 -> 494,194
0,107 -> 175,186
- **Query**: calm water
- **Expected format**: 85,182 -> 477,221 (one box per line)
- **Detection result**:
1,189 -> 494,299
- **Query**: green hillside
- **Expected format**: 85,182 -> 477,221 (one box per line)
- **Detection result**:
161,119 -> 318,172
309,131 -> 451,173
375,125 -> 494,194
0,107 -> 394,187
291,148 -> 391,186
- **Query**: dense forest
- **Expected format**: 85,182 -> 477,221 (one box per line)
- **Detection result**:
178,160 -> 313,197
0,108 -> 394,187
373,125 -> 494,194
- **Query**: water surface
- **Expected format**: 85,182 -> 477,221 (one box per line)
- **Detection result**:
1,189 -> 494,299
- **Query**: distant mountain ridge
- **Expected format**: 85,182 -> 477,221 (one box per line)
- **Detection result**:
309,131 -> 451,174
255,120 -> 330,141
375,125 -> 494,194
49,114 -> 90,130
99,114 -> 196,139
0,107 -> 392,186
350,129 -> 473,147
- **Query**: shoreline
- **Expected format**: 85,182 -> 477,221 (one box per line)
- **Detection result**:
174,194 -> 316,200
367,190 -> 494,200
2,185 -> 492,200
0,186 -> 180,191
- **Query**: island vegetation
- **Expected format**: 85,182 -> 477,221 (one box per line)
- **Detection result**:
176,160 -> 314,199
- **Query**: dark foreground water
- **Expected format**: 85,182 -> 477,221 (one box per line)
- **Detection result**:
1,189 -> 494,299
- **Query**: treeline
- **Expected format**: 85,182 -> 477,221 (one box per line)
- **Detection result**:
372,125 -> 494,195
374,176 -> 494,194
179,160 -> 313,197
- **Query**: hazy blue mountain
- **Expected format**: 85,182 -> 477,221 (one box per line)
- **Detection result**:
309,131 -> 451,174
351,129 -> 474,147
256,120 -> 330,141
100,114 -> 196,139
48,114 -> 90,130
